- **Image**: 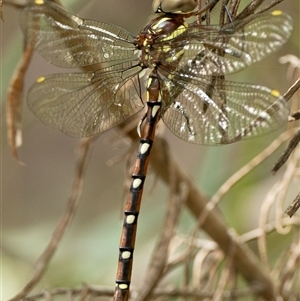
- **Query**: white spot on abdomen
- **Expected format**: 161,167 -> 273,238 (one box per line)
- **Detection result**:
132,178 -> 142,189
126,215 -> 136,224
140,143 -> 150,154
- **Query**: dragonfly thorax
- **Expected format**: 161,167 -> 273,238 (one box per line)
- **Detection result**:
136,15 -> 188,70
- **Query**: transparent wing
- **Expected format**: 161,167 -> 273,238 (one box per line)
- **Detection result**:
161,76 -> 289,145
27,62 -> 144,137
156,11 -> 293,77
20,1 -> 136,68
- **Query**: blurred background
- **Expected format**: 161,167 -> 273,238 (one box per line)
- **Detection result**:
1,0 -> 299,300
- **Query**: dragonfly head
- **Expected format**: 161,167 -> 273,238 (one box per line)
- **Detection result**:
152,0 -> 197,14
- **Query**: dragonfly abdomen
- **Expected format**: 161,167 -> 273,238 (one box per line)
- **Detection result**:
114,70 -> 162,300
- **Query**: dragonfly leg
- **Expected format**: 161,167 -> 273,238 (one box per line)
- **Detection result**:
173,101 -> 195,138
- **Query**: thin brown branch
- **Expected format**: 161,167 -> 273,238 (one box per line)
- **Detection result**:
0,0 -> 3,20
278,242 -> 300,298
283,77 -> 300,103
272,129 -> 300,173
256,0 -> 285,14
285,192 -> 300,217
258,145 -> 299,267
212,245 -> 235,301
6,41 -> 34,163
279,55 -> 300,82
228,0 -> 241,20
240,217 -> 300,243
19,283 -> 270,301
290,110 -> 300,120
152,285 -> 266,299
236,0 -> 265,19
22,285 -> 114,301
192,247 -> 223,290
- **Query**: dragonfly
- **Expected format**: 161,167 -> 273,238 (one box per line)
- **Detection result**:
20,0 -> 292,300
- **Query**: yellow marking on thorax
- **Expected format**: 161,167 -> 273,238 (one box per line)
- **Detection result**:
147,77 -> 152,88
166,48 -> 185,63
162,45 -> 171,53
35,0 -> 44,4
161,23 -> 188,42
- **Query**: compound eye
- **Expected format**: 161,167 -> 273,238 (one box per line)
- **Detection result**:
152,0 -> 197,13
